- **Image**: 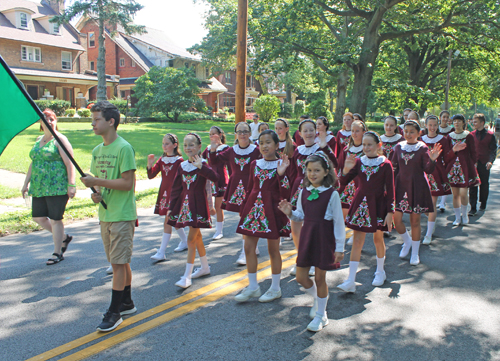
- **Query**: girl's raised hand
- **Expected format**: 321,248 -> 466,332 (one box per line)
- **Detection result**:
277,154 -> 290,176
452,142 -> 467,153
209,134 -> 221,151
343,153 -> 357,174
429,143 -> 442,161
383,212 -> 393,232
147,154 -> 155,168
192,154 -> 203,169
278,199 -> 293,216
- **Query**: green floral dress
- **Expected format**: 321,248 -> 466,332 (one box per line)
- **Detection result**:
29,137 -> 68,197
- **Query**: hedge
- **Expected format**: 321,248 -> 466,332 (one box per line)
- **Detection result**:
33,99 -> 71,116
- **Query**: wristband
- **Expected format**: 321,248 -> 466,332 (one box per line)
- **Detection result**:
68,184 -> 76,187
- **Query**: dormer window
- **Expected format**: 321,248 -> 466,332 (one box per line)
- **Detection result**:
19,12 -> 29,29
52,21 -> 60,34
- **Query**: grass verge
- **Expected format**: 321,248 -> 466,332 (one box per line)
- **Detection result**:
0,184 -> 20,199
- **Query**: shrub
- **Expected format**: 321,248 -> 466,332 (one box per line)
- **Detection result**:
109,99 -> 128,115
77,108 -> 91,117
294,100 -> 306,118
65,109 -> 76,117
34,99 -> 71,116
254,95 -> 281,122
279,102 -> 294,118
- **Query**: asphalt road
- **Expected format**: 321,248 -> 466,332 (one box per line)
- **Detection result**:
1,164 -> 499,361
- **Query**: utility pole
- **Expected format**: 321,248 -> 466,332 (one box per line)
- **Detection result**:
235,0 -> 248,124
444,49 -> 452,110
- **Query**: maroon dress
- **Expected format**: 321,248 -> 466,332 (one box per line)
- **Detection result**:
337,144 -> 364,209
236,159 -> 291,239
335,129 -> 351,158
339,156 -> 395,232
147,155 -> 183,215
202,144 -> 229,197
445,131 -> 480,188
210,143 -> 261,212
421,134 -> 452,196
381,134 -> 404,160
438,125 -> 455,136
277,140 -> 297,158
289,144 -> 337,207
391,141 -> 436,214
315,133 -> 337,156
293,129 -> 304,146
167,160 -> 219,228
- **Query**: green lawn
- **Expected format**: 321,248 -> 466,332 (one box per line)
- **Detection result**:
0,184 -> 20,199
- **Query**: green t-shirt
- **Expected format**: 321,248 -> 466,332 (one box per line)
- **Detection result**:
90,136 -> 137,222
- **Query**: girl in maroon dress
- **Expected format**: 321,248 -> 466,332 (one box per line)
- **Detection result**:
274,118 -> 296,158
392,120 -> 442,266
202,126 -> 229,240
289,119 -> 337,276
337,132 -> 395,293
381,116 -> 403,160
446,114 -> 478,226
316,116 -> 337,155
278,152 -> 345,332
148,134 -> 188,261
437,110 -> 454,211
167,133 -> 219,289
421,116 -> 453,245
210,122 -> 261,265
234,130 -> 291,304
336,112 -> 353,156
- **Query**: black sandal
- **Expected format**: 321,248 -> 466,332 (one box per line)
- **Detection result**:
61,234 -> 73,254
46,252 -> 64,265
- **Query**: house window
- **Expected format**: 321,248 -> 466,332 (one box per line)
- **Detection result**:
168,60 -> 174,67
21,46 -> 41,62
225,71 -> 231,84
119,58 -> 125,67
88,32 -> 95,48
52,21 -> 60,34
89,61 -> 95,70
185,62 -> 189,68
62,51 -> 72,70
131,60 -> 136,67
246,75 -> 253,88
120,91 -> 126,98
205,67 -> 210,78
19,12 -> 29,29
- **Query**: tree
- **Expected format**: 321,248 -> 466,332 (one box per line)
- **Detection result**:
52,0 -> 145,101
133,67 -> 206,122
253,95 -> 281,122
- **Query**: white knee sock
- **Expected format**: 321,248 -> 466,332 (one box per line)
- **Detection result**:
316,296 -> 328,318
376,257 -> 385,273
176,228 -> 187,243
200,255 -> 209,270
347,261 -> 359,283
241,239 -> 245,253
411,241 -> 420,258
439,197 -> 446,208
215,221 -> 223,234
271,273 -> 281,291
461,205 -> 468,217
304,282 -> 317,297
248,272 -> 258,290
454,208 -> 461,221
183,263 -> 194,280
400,230 -> 412,245
158,233 -> 171,255
426,221 -> 435,237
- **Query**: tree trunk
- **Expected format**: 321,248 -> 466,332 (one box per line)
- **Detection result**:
334,68 -> 349,124
285,83 -> 292,103
329,90 -> 334,112
97,17 -> 107,101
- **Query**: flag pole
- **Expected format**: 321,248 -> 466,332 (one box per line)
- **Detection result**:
0,56 -> 107,209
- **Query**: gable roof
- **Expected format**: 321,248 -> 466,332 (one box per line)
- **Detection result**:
0,0 -> 84,51
109,29 -> 153,72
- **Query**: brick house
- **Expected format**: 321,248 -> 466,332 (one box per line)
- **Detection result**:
217,70 -> 263,113
0,0 -> 116,106
76,17 -> 227,110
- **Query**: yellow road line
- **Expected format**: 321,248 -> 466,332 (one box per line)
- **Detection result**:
60,256 -> 298,361
27,250 -> 298,361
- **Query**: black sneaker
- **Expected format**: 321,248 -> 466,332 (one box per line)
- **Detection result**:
479,205 -> 486,211
468,209 -> 477,217
119,301 -> 137,316
97,310 -> 122,332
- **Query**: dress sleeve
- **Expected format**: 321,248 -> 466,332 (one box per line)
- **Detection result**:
288,150 -> 298,186
289,189 -> 305,222
328,136 -> 337,157
330,191 -> 346,252
147,158 -> 162,179
278,162 -> 292,201
384,162 -> 395,213
391,146 -> 400,178
168,168 -> 183,211
443,136 -> 457,165
209,145 -> 231,165
199,162 -> 219,183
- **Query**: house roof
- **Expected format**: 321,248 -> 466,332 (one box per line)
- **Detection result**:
11,66 -> 118,84
0,0 -> 84,51
199,77 -> 228,93
109,30 -> 153,72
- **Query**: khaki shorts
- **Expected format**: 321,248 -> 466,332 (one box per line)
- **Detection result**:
100,221 -> 135,264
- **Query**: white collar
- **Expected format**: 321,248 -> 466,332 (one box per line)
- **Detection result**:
400,141 -> 425,152
381,134 -> 402,143
360,155 -> 386,166
315,134 -> 334,143
233,143 -> 257,155
422,134 -> 444,144
161,155 -> 182,164
399,124 -> 405,129
439,125 -> 453,132
279,141 -> 287,148
449,131 -> 469,140
305,185 -> 332,193
348,144 -> 363,153
298,143 -> 320,155
207,144 -> 229,152
181,159 -> 206,172
255,158 -> 280,169
339,129 -> 351,136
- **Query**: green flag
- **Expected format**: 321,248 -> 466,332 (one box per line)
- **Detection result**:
0,55 -> 41,156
